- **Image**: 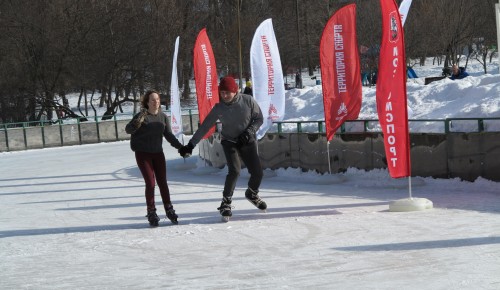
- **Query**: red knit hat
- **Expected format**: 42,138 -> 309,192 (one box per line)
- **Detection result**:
219,77 -> 239,93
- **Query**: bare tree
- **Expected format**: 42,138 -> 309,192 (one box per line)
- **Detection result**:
0,0 -> 497,123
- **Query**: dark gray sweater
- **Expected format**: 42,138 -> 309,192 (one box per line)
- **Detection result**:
125,111 -> 182,153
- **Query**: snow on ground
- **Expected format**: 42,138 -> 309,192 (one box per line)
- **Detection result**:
1,140 -> 499,289
1,58 -> 499,289
283,59 -> 500,132
64,58 -> 500,133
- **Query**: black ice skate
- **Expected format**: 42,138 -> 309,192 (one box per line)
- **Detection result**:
217,196 -> 233,222
146,208 -> 160,227
165,204 -> 178,225
245,188 -> 267,211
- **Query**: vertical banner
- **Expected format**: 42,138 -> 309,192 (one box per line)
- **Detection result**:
376,0 -> 411,178
193,28 -> 219,139
250,18 -> 285,140
319,4 -> 362,141
398,0 -> 413,27
170,36 -> 183,139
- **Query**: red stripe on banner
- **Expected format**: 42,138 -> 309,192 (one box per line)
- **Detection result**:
193,28 -> 219,139
376,0 -> 411,178
320,4 -> 362,141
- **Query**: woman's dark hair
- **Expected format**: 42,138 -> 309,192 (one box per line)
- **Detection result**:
140,90 -> 159,109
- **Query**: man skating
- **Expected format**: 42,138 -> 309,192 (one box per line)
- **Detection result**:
179,77 -> 267,222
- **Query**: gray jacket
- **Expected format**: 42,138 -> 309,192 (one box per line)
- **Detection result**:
190,93 -> 263,146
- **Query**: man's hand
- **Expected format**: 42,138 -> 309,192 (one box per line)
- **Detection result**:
178,142 -> 195,158
237,130 -> 255,146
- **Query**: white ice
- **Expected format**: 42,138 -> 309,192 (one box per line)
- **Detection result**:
1,58 -> 500,289
1,140 -> 499,289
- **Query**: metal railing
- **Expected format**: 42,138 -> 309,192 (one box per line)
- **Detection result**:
273,118 -> 500,134
1,114 -> 499,152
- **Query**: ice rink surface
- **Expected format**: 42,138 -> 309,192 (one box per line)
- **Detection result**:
1,141 -> 499,289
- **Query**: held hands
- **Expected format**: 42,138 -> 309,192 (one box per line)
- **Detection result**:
178,142 -> 194,158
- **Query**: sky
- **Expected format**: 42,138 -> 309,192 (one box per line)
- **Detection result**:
1,58 -> 499,289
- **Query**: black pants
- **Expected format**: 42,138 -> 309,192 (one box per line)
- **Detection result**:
221,140 -> 263,198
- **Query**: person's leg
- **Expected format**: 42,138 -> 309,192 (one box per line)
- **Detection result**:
135,151 -> 160,226
239,142 -> 266,210
217,140 -> 241,217
151,152 -> 171,206
221,140 -> 241,198
135,151 -> 156,211
239,141 -> 263,191
151,152 -> 178,224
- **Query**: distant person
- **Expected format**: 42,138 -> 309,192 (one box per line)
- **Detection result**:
450,64 -> 469,80
370,71 -> 377,85
125,90 -> 182,227
243,80 -> 253,96
361,72 -> 369,86
295,71 -> 302,88
178,76 -> 266,222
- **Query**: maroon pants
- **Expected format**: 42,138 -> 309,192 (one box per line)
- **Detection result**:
135,151 -> 171,212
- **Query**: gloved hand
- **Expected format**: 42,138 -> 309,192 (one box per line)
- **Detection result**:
133,109 -> 148,128
178,142 -> 194,158
237,130 -> 255,146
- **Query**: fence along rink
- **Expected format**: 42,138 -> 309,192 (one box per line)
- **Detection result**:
1,114 -> 499,158
0,113 -> 200,152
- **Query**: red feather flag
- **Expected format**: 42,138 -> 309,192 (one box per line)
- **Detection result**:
376,0 -> 411,178
193,28 -> 219,139
320,4 -> 362,141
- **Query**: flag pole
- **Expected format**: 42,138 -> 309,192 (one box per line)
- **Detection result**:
181,135 -> 186,164
375,0 -> 431,212
327,141 -> 332,174
408,176 -> 412,199
237,0 -> 243,92
203,141 -> 209,167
